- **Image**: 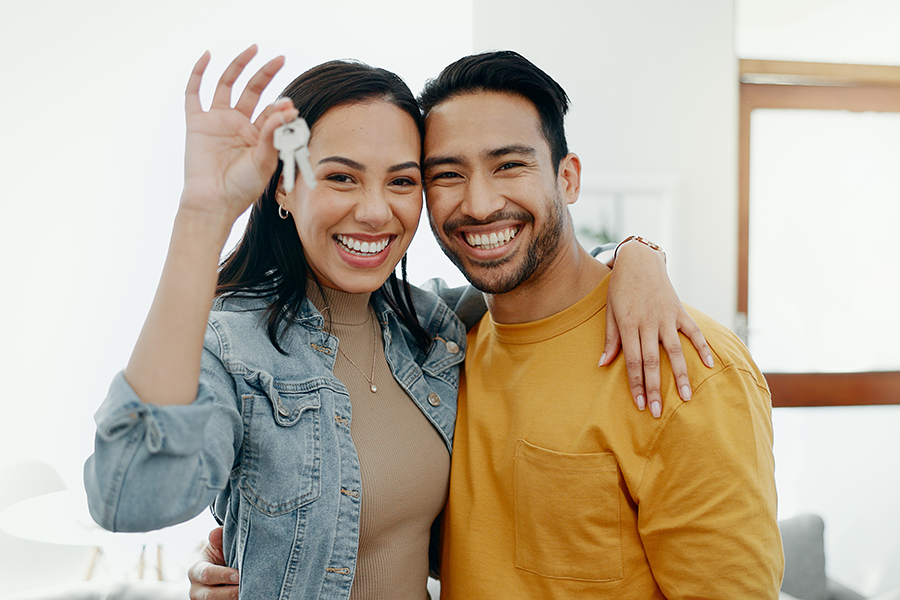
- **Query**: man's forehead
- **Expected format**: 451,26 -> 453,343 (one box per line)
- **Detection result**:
425,90 -> 538,125
423,91 -> 544,153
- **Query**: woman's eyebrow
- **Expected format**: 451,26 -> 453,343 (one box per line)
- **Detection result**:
388,161 -> 420,173
318,156 -> 366,170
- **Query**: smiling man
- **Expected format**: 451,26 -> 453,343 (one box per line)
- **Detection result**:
418,51 -> 784,599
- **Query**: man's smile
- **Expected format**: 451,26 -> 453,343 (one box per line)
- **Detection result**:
464,226 -> 520,250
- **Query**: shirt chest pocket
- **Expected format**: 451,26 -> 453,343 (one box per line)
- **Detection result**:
513,440 -> 623,582
237,372 -> 322,516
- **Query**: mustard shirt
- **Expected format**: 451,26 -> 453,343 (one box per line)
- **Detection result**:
440,276 -> 783,599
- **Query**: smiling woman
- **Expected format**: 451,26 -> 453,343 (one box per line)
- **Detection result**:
82,47 -> 466,600
282,101 -> 423,295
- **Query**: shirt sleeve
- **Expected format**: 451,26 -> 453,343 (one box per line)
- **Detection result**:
635,366 -> 785,599
83,338 -> 242,533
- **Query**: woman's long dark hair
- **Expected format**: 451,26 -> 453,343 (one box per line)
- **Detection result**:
216,60 -> 431,354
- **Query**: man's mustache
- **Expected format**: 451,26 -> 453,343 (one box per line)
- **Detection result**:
442,211 -> 534,237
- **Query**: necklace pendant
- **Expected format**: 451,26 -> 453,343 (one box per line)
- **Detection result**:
370,384 -> 378,393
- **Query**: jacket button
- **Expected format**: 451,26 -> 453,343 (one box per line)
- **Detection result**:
444,340 -> 460,354
427,393 -> 441,407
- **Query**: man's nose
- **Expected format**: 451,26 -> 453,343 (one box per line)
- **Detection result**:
459,174 -> 505,221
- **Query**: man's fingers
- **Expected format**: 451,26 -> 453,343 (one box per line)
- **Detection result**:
189,562 -> 239,586
190,582 -> 239,600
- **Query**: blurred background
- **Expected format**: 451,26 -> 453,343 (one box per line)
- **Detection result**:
1,0 -> 898,597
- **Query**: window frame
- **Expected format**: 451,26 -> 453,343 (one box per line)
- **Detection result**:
737,59 -> 900,407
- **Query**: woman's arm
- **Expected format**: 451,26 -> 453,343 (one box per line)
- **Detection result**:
125,47 -> 295,406
602,239 -> 713,418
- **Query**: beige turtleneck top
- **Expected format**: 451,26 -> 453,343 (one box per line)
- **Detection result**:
308,285 -> 449,600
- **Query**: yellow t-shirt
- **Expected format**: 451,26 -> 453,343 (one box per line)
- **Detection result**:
440,276 -> 783,599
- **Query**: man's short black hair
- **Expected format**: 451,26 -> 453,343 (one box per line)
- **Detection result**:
418,50 -> 571,170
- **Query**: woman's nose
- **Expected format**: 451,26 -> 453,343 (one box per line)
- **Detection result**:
355,189 -> 392,228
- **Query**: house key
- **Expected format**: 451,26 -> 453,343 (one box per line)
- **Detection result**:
273,118 -> 317,192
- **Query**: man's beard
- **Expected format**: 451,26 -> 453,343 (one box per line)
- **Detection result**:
430,193 -> 567,294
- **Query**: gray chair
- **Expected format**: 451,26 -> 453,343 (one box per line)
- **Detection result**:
779,514 -> 866,600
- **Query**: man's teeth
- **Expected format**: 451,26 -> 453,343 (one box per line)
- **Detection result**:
336,235 -> 390,255
465,227 -> 519,250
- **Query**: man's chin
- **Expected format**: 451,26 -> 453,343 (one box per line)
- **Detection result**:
459,264 -> 528,295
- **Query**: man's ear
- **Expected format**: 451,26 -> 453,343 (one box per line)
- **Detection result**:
557,153 -> 581,206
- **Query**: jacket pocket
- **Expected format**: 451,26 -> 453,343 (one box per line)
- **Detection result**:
513,439 -> 623,582
238,371 -> 322,516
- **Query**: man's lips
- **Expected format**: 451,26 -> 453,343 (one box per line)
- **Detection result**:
334,233 -> 393,256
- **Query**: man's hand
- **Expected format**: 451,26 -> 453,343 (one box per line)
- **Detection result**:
601,240 -> 714,417
188,527 -> 239,600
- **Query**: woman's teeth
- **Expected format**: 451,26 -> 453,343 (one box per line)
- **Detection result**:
465,227 -> 519,250
336,234 -> 390,255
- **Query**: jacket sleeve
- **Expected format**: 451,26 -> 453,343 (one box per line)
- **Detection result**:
636,366 -> 785,599
419,278 -> 487,332
83,337 -> 242,533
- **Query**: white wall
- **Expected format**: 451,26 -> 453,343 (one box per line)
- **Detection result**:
472,0 -> 740,326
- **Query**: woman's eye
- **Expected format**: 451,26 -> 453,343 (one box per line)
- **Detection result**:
390,176 -> 419,187
326,174 -> 354,184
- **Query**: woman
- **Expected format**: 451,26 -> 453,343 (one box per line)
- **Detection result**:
85,47 -> 706,600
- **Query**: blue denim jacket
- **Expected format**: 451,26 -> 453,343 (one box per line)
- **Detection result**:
84,285 -> 466,600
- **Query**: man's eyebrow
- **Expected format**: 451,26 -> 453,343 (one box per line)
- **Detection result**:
318,156 -> 365,171
422,155 -> 466,171
486,144 -> 536,159
388,161 -> 420,173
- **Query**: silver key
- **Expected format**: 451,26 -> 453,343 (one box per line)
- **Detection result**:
273,118 -> 317,192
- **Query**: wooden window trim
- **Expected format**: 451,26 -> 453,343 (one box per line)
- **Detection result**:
738,60 -> 900,407
767,372 -> 900,408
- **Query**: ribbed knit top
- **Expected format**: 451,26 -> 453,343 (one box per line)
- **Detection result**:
308,285 -> 449,600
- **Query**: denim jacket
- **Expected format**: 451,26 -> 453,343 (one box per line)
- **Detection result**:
84,285 -> 466,600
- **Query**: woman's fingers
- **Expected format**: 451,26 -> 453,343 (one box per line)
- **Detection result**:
619,327 -> 647,412
600,308 -> 621,368
210,45 -> 259,110
234,55 -> 286,118
680,313 -> 714,368
185,51 -> 211,116
660,325 -> 692,402
638,326 -> 663,418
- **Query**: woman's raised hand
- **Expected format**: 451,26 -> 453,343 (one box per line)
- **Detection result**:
180,45 -> 297,223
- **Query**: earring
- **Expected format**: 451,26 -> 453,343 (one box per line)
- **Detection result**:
279,205 -> 290,220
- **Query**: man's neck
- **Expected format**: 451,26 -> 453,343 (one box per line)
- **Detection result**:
484,236 -> 611,324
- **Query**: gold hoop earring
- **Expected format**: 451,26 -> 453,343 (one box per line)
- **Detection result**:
279,205 -> 290,220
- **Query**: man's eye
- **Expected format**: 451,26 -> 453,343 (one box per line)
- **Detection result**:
498,162 -> 524,171
431,171 -> 460,180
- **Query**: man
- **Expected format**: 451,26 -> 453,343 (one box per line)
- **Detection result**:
189,50 -> 781,599
415,50 -> 782,598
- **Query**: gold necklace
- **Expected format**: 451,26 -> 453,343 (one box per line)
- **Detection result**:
335,314 -> 379,393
